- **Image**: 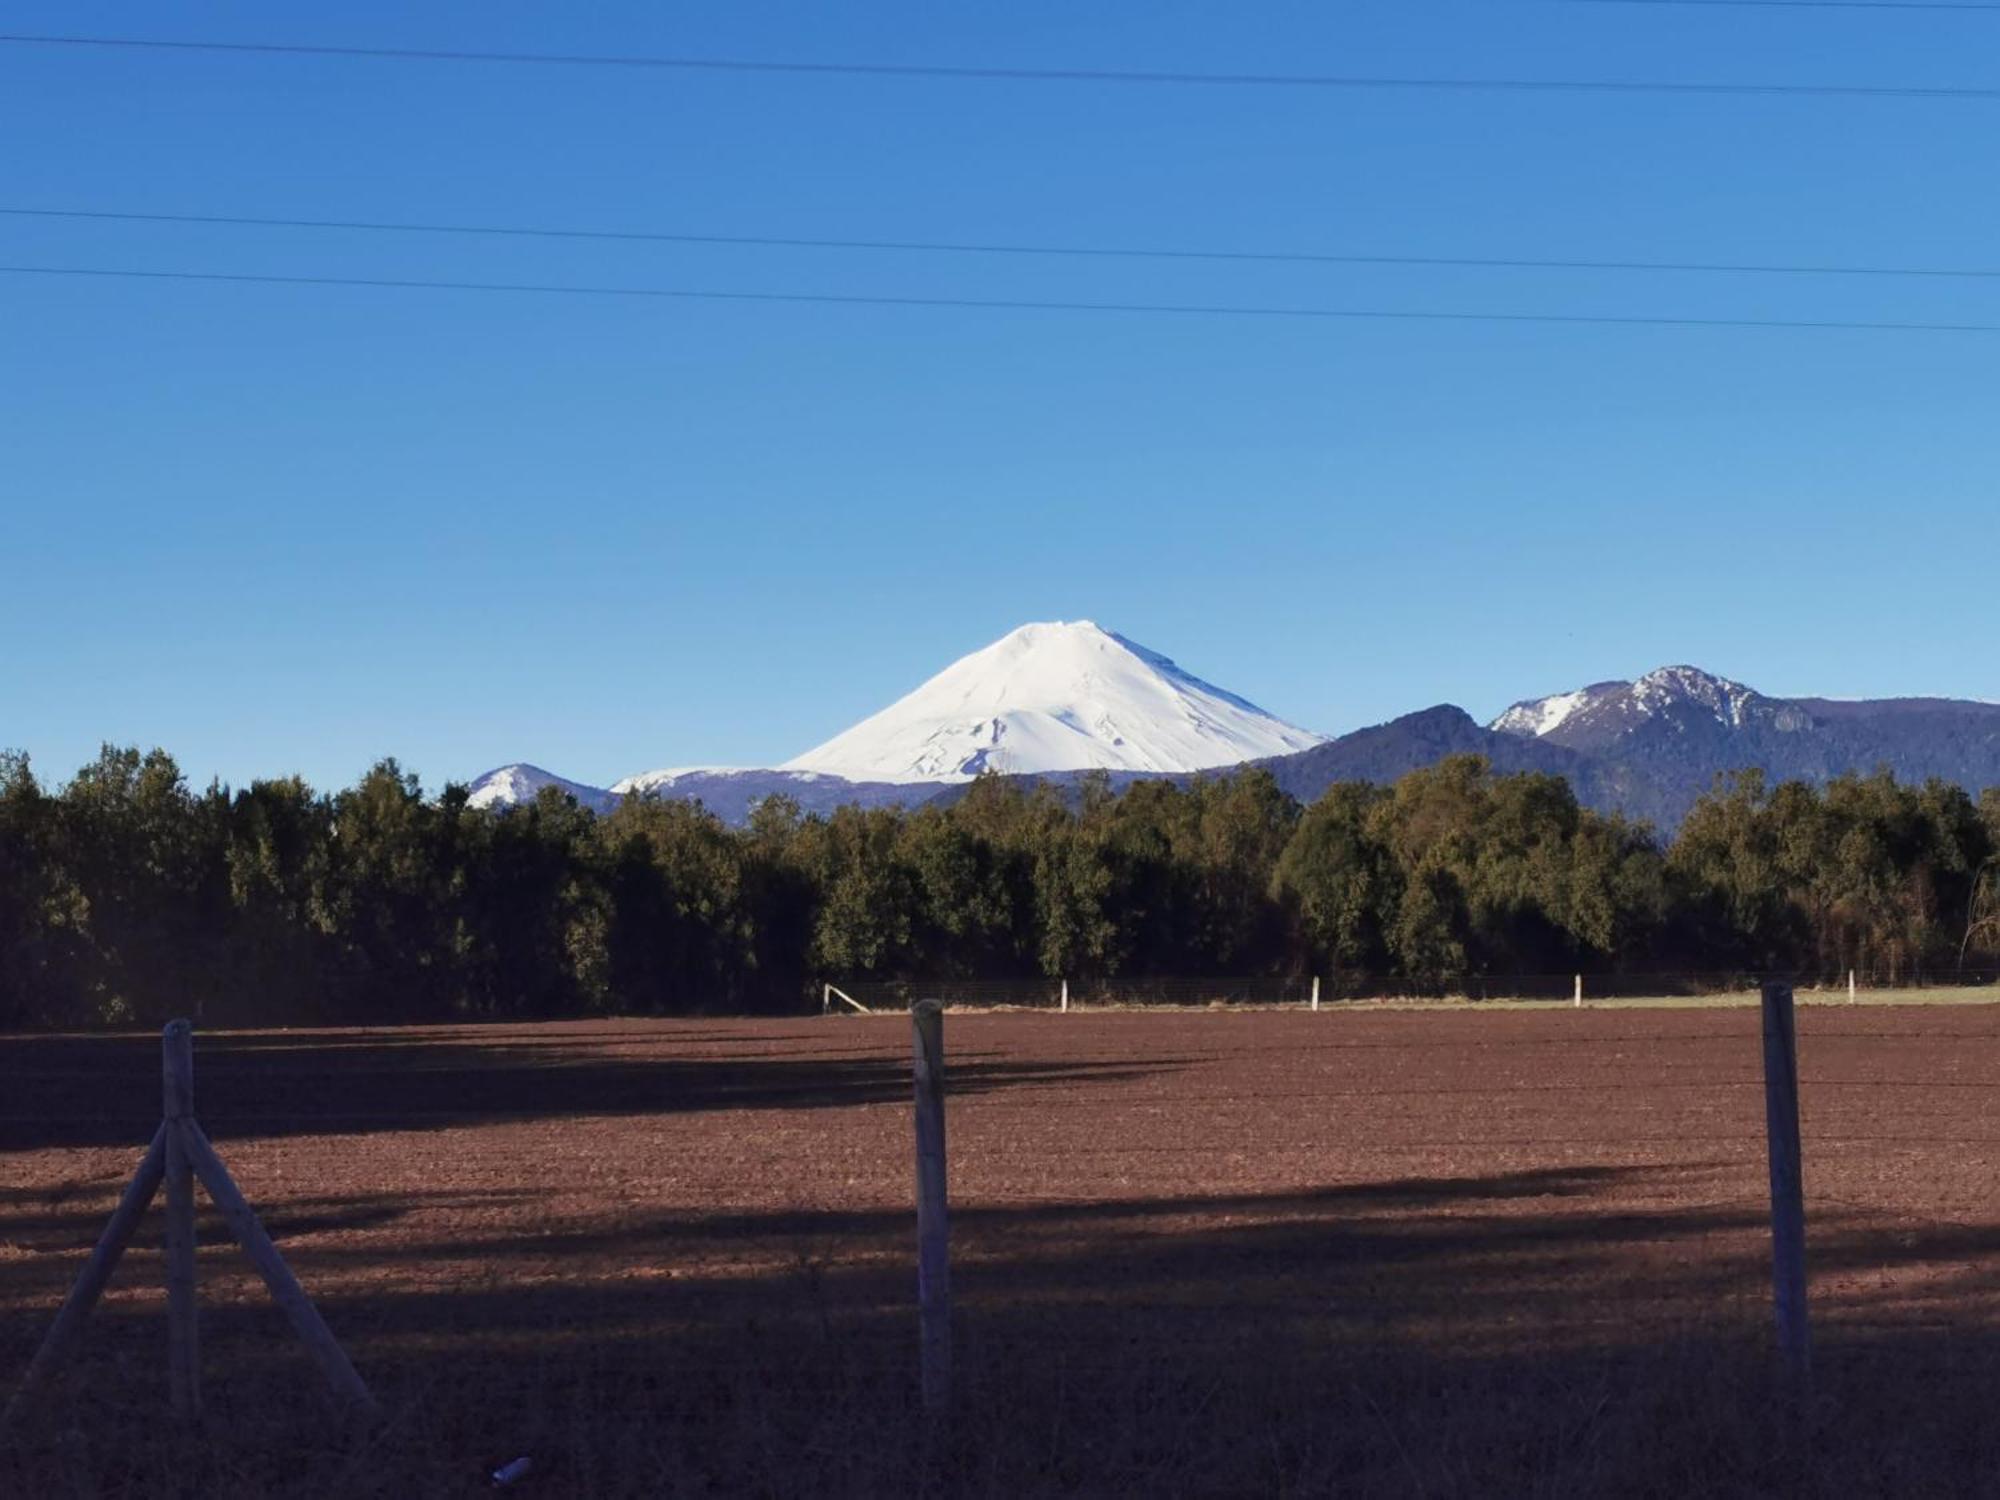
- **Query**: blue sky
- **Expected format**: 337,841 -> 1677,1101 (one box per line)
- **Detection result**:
4,1 -> 1996,793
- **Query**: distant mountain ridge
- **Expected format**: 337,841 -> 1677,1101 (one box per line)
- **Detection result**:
1476,666 -> 2000,829
464,763 -> 620,816
612,768 -> 944,823
465,640 -> 2000,835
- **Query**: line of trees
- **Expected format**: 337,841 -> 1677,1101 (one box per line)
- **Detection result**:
2,746 -> 1996,1029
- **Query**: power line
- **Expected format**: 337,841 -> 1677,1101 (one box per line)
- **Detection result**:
9,205 -> 1999,283
4,262 -> 1996,334
3,32 -> 1999,100
1564,0 -> 2000,11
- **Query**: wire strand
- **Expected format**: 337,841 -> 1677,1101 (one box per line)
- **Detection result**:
11,206 -> 2000,284
3,33 -> 2000,100
1561,0 -> 2000,11
6,263 -> 1998,335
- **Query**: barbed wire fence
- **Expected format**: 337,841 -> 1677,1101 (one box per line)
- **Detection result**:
5,984 -> 2000,1457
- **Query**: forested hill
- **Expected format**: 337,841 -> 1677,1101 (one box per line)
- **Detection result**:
3,746 -> 1996,1030
1004,690 -> 2000,836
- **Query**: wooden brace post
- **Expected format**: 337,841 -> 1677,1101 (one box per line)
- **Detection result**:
3,1020 -> 378,1433
1,1126 -> 168,1430
176,1120 -> 379,1417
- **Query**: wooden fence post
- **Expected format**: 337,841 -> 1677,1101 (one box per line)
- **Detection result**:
911,999 -> 951,1415
1759,980 -> 1811,1383
162,1020 -> 201,1419
5,1023 -> 377,1431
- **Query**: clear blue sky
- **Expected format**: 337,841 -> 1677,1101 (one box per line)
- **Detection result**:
4,1 -> 1996,793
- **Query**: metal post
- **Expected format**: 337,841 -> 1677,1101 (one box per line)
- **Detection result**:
911,1000 -> 950,1414
1759,981 -> 1811,1382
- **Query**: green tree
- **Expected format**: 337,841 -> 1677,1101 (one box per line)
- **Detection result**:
1273,781 -> 1391,977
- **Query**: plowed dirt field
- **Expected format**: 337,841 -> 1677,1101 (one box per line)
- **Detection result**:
5,1005 -> 1999,1496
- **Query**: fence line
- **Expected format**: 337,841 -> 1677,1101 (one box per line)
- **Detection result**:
7,997 -> 1999,1453
822,970 -> 2000,1011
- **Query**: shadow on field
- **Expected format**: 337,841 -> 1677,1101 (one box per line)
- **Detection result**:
7,1161 -> 2000,1495
0,1028 -> 1184,1152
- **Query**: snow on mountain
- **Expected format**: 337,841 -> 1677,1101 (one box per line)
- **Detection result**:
1628,665 -> 1764,728
611,767 -> 755,797
465,764 -> 619,815
781,620 -> 1324,782
1490,667 -> 1795,746
1491,682 -> 1624,739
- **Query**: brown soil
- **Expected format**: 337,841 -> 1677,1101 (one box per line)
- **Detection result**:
4,1006 -> 1999,1496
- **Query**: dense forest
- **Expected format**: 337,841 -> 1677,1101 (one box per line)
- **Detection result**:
1,745 -> 1996,1029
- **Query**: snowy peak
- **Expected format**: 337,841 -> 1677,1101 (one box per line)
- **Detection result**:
1630,665 -> 1761,727
782,620 -> 1323,782
1490,665 -> 1809,751
465,764 -> 618,814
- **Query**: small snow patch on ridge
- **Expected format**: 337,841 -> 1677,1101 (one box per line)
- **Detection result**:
1490,681 -> 1623,738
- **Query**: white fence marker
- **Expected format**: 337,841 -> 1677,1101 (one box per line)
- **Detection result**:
1849,969 -> 1857,1004
1311,975 -> 1321,1012
822,984 -> 869,1016
1060,978 -> 1069,1013
1574,974 -> 1583,1009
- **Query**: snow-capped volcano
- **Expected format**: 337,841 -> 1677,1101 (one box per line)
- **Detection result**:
782,620 -> 1324,782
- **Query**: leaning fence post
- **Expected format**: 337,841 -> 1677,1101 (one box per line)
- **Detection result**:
0,1128 -> 166,1432
162,1020 -> 201,1419
911,999 -> 951,1414
175,1120 -> 378,1416
1759,980 -> 1811,1382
